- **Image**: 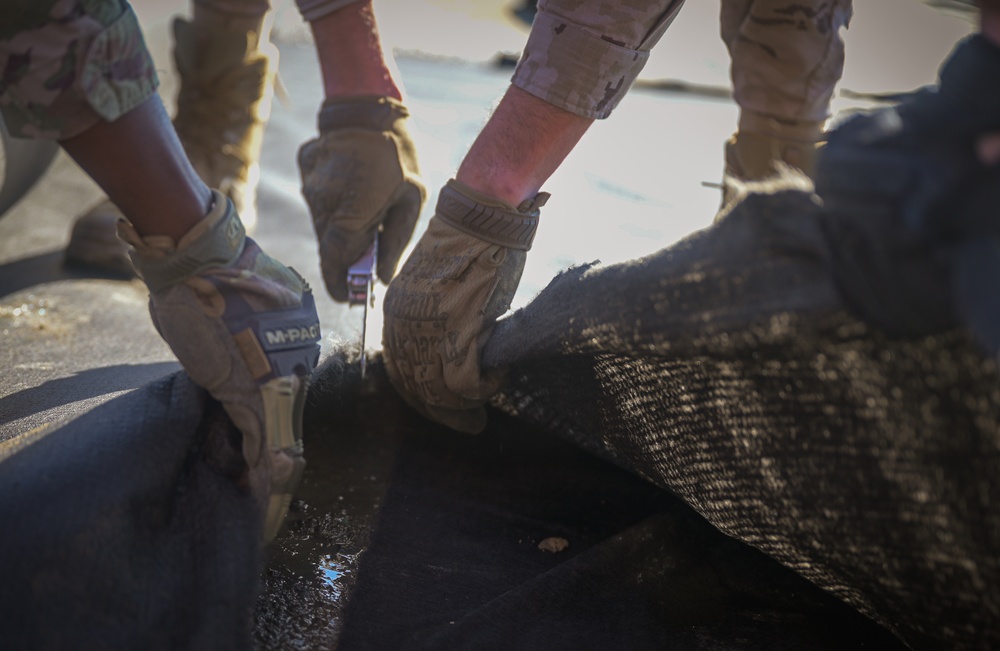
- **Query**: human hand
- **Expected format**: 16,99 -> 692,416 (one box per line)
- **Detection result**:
120,191 -> 321,542
382,180 -> 547,434
298,95 -> 425,302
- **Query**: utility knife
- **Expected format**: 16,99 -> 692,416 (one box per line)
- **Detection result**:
347,238 -> 378,378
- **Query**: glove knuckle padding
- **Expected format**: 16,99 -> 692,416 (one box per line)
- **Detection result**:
151,286 -> 236,392
299,96 -> 427,301
123,193 -> 321,539
383,181 -> 545,432
302,130 -> 404,226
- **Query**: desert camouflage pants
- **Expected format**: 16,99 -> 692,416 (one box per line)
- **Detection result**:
514,0 -> 850,125
723,0 -> 853,132
0,0 -> 360,139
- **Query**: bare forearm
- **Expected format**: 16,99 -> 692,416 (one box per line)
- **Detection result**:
309,0 -> 401,100
60,96 -> 212,240
455,86 -> 593,206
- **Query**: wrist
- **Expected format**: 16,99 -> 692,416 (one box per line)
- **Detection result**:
436,179 -> 548,250
455,86 -> 591,206
453,170 -> 535,208
309,1 -> 403,101
317,95 -> 409,133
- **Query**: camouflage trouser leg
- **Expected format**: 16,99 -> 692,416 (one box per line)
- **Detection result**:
0,0 -> 158,140
512,0 -> 686,118
721,0 -> 853,129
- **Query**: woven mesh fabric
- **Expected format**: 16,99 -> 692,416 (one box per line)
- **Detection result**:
481,184 -> 1000,650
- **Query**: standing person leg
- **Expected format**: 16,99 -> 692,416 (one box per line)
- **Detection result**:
720,0 -> 852,202
67,0 -> 276,274
172,0 -> 276,233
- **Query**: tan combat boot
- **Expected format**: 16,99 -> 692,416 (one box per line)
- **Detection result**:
65,12 -> 276,275
721,114 -> 825,208
172,13 -> 277,234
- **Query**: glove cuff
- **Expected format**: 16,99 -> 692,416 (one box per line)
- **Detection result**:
435,179 -> 547,251
317,95 -> 410,133
120,189 -> 247,293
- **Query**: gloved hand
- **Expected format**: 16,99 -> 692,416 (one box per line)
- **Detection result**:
298,95 -> 426,302
814,34 -> 1000,350
119,190 -> 322,542
382,180 -> 548,434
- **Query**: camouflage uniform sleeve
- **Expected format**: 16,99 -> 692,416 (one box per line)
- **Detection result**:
512,0 -> 686,119
0,0 -> 158,140
294,0 -> 365,22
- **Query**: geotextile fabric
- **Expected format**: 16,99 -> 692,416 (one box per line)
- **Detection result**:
480,184 -> 1000,650
334,397 -> 907,651
0,373 -> 261,651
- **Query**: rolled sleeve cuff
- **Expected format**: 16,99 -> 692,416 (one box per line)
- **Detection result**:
294,0 -> 364,23
79,7 -> 158,125
0,5 -> 158,140
511,11 -> 649,120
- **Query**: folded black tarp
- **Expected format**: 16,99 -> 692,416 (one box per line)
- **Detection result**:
0,373 -> 261,651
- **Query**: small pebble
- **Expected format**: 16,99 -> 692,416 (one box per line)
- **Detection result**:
537,537 -> 569,553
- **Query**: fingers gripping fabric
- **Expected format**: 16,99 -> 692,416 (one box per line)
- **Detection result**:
383,180 -> 546,434
121,191 -> 321,542
298,95 -> 426,301
172,15 -> 278,233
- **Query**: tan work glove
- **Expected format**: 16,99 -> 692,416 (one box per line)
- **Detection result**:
382,180 -> 548,434
298,95 -> 426,301
119,191 -> 321,542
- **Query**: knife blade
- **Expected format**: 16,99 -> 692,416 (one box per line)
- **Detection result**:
347,238 -> 378,378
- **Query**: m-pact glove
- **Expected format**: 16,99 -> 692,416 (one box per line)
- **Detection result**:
298,95 -> 426,302
382,179 -> 548,434
120,191 -> 321,542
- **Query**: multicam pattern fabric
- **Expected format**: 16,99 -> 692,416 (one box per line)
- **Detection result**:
512,0 -> 686,119
0,0 -> 158,139
513,0 -> 851,122
382,180 -> 547,434
722,0 -> 853,124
